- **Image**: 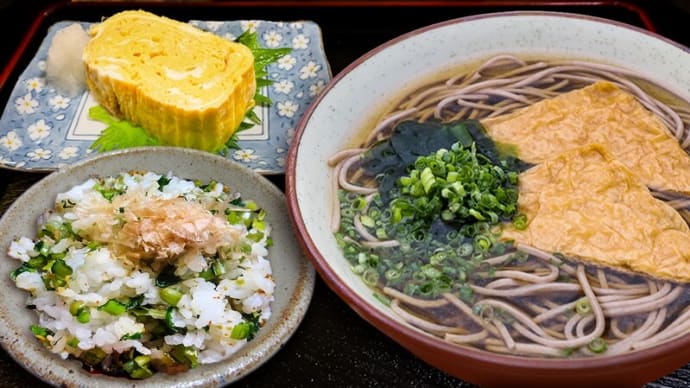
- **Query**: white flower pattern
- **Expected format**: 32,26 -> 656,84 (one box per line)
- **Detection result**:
27,148 -> 52,161
233,149 -> 259,162
0,20 -> 331,173
58,146 -> 79,160
291,34 -> 310,49
49,95 -> 70,110
273,80 -> 294,94
0,131 -> 22,151
25,77 -> 44,93
15,93 -> 38,114
240,20 -> 261,33
309,80 -> 326,97
299,61 -> 321,80
277,101 -> 299,118
262,31 -> 283,48
277,55 -> 297,71
28,119 -> 51,141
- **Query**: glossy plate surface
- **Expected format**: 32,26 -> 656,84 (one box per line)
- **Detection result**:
0,19 -> 331,174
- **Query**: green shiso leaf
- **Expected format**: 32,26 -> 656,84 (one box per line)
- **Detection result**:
89,30 -> 292,155
236,30 -> 292,78
89,106 -> 160,152
217,31 -> 292,155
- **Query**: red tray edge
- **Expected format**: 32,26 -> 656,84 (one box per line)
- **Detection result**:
0,0 -> 656,91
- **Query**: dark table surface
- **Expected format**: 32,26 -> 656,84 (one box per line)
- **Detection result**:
1,1 -> 690,387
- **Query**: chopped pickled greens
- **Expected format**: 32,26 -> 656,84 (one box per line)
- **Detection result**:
155,265 -> 181,288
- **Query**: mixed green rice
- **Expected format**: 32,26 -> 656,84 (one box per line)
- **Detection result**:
7,171 -> 275,378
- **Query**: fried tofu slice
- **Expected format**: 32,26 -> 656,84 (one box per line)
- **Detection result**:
481,81 -> 690,194
502,145 -> 690,282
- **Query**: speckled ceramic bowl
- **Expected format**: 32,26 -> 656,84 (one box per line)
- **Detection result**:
0,147 -> 315,387
286,11 -> 690,387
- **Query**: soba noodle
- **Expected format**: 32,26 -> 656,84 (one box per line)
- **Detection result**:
330,55 -> 690,358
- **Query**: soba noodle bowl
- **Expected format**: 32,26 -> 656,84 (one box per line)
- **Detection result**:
328,55 -> 690,358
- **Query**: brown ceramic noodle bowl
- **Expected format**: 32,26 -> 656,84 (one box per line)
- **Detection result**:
286,11 -> 690,387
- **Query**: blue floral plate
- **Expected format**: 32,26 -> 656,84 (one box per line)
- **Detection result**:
0,19 -> 331,174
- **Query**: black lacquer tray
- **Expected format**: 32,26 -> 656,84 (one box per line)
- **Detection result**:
3,1 -> 690,387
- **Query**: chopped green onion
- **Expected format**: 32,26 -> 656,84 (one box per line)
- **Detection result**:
30,325 -> 54,339
39,220 -> 76,240
86,241 -> 102,250
362,268 -> 379,286
513,213 -> 528,230
420,167 -> 436,193
135,355 -> 151,367
335,120 -> 524,305
198,268 -> 215,282
212,260 -> 226,277
99,299 -> 127,315
10,263 -> 34,280
81,348 -> 107,367
123,355 -> 153,379
69,301 -> 84,316
93,183 -> 121,202
36,241 -> 50,256
588,337 -> 608,353
169,345 -> 199,369
120,332 -> 142,340
458,242 -> 474,257
373,292 -> 391,307
27,256 -> 46,269
384,268 -> 402,282
231,322 -> 253,340
459,283 -> 474,302
165,307 -> 185,333
351,264 -> 365,274
473,234 -> 493,252
76,309 -> 91,323
42,273 -> 66,290
575,297 -> 592,315
130,365 -> 154,379
160,287 -> 183,306
359,215 -> 376,228
126,294 -> 145,310
131,307 -> 167,320
51,259 -> 73,277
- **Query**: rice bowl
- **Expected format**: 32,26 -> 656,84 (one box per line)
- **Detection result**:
8,170 -> 276,378
0,147 -> 315,387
